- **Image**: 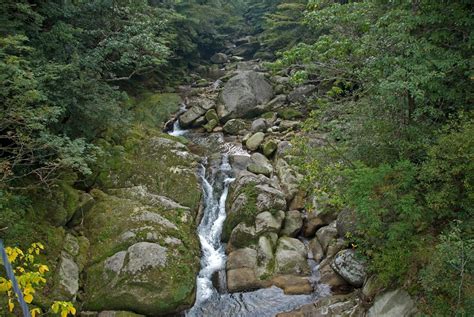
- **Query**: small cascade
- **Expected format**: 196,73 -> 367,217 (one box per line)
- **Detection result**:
168,120 -> 187,136
187,154 -> 235,317
184,134 -> 326,317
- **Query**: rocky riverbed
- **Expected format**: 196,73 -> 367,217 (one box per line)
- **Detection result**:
59,37 -> 417,317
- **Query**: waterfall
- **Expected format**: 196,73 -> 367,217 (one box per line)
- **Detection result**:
191,155 -> 235,308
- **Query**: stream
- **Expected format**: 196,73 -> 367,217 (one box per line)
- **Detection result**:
169,126 -> 330,317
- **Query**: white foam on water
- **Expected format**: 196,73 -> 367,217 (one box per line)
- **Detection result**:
169,120 -> 187,136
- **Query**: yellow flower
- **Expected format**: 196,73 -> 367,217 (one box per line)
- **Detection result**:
31,308 -> 41,317
38,264 -> 49,274
0,278 -> 12,292
8,299 -> 14,312
24,293 -> 34,304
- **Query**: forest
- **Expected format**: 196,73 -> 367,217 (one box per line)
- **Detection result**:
0,0 -> 472,316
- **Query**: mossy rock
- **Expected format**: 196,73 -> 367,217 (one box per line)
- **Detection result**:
82,190 -> 200,315
96,132 -> 202,211
278,108 -> 303,120
30,178 -> 80,227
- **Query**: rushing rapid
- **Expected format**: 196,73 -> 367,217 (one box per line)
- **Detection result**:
168,124 -> 327,317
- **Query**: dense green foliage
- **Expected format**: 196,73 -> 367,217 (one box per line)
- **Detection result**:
1,0 -> 473,314
274,1 -> 473,314
0,0 -> 249,189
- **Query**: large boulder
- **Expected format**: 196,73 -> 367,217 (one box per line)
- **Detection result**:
227,268 -> 263,292
210,52 -> 228,64
262,140 -> 278,158
275,237 -> 310,275
223,119 -> 248,135
84,135 -> 202,315
367,289 -> 417,317
227,248 -> 258,270
316,222 -> 338,252
56,252 -> 79,300
228,223 -> 258,250
275,159 -> 301,201
83,190 -> 200,315
255,211 -> 285,235
280,210 -> 303,237
97,136 -> 202,211
319,258 -> 351,294
331,249 -> 367,287
217,71 -> 274,120
246,132 -> 265,151
251,118 -> 267,132
247,152 -> 273,177
223,172 -> 287,241
287,85 -> 316,103
179,97 -> 215,128
272,275 -> 313,295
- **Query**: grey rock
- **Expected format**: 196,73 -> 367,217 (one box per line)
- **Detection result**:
223,119 -> 248,135
210,52 -> 228,64
275,237 -> 309,275
277,292 -> 364,317
228,223 -> 257,250
217,71 -> 274,120
247,152 -> 273,176
275,159 -> 300,201
251,118 -> 267,132
281,210 -> 303,237
227,268 -> 262,292
255,211 -> 285,235
104,251 -> 127,273
266,95 -> 287,110
230,155 -> 251,172
316,222 -> 338,252
227,248 -> 258,270
272,275 -> 313,295
331,249 -> 367,287
276,141 -> 292,158
319,257 -> 351,293
288,85 -> 316,103
205,109 -> 219,122
58,252 -> 79,299
262,140 -> 278,158
255,184 -> 287,212
124,242 -> 167,274
271,76 -> 290,85
179,106 -> 207,128
246,132 -> 265,151
367,289 -> 417,317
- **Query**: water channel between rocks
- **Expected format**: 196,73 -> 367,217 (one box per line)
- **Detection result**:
169,125 -> 330,317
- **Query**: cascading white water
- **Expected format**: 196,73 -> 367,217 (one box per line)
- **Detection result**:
187,155 -> 235,317
168,119 -> 328,317
169,120 -> 187,136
